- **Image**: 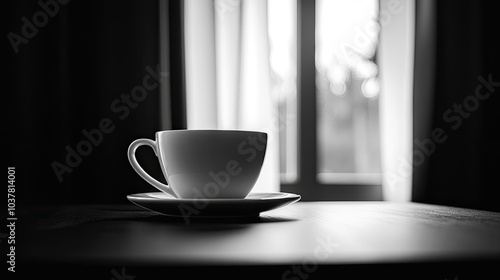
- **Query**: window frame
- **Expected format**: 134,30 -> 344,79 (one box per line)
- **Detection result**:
280,0 -> 383,201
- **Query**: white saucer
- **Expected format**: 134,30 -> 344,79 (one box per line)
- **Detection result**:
127,192 -> 301,218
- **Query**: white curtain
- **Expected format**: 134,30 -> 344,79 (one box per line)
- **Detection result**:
183,0 -> 279,193
378,0 -> 415,201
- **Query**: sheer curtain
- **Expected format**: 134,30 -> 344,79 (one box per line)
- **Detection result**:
378,0 -> 415,201
183,0 -> 279,193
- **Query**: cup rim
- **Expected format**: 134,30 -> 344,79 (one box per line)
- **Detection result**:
155,129 -> 267,136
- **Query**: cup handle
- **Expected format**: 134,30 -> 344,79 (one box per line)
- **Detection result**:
127,138 -> 177,197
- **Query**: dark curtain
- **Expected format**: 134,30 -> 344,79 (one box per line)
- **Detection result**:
412,0 -> 500,212
6,0 -> 184,204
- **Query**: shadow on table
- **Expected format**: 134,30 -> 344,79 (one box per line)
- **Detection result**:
19,204 -> 298,230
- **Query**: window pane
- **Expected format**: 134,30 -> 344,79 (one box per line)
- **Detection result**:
316,0 -> 381,184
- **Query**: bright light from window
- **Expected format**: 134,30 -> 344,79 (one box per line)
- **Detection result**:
362,77 -> 380,99
316,0 -> 382,184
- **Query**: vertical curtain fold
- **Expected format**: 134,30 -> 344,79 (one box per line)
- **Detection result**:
7,0 -> 164,204
412,0 -> 500,212
378,0 -> 415,201
183,0 -> 279,193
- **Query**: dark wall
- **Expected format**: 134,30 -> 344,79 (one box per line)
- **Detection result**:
6,0 -> 166,204
413,0 -> 500,212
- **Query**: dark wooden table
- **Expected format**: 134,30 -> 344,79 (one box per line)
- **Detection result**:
16,202 -> 500,279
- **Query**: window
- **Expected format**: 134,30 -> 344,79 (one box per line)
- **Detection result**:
276,0 -> 415,200
162,0 -> 414,200
274,0 -> 385,200
315,0 -> 381,185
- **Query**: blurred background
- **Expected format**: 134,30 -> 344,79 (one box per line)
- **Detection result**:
5,0 -> 500,211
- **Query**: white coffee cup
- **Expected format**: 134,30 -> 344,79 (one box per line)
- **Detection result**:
128,130 -> 267,199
